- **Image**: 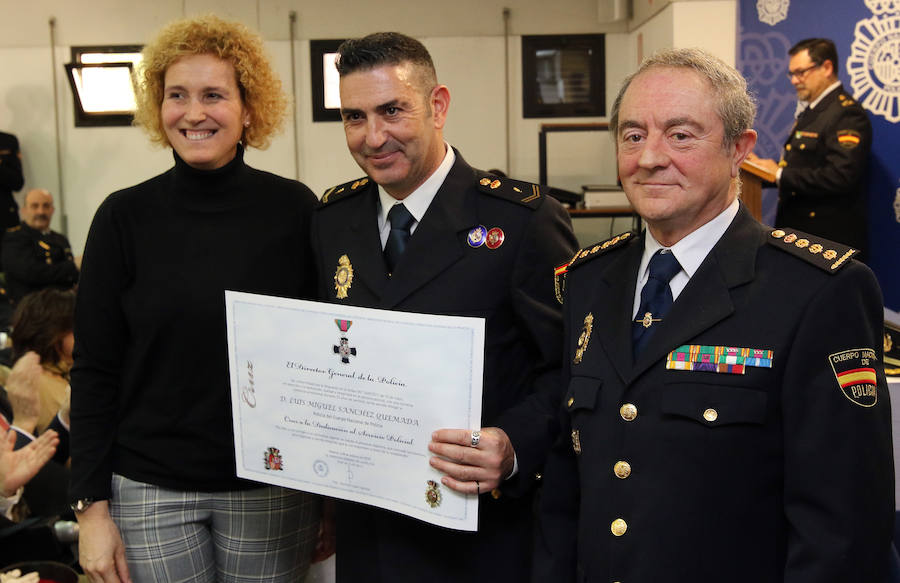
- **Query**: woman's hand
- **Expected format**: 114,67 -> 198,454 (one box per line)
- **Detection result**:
77,501 -> 132,583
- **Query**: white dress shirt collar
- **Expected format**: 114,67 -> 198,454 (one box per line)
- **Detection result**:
796,80 -> 842,116
378,143 -> 455,247
808,80 -> 842,110
633,198 -> 740,316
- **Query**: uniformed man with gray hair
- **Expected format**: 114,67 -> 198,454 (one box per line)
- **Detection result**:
537,47 -> 893,583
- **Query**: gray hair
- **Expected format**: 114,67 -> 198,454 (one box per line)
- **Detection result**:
609,47 -> 756,148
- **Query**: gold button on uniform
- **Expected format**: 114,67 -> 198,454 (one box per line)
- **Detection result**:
613,461 -> 631,479
620,403 -> 638,421
567,397 -> 574,407
703,408 -> 718,422
610,518 -> 628,536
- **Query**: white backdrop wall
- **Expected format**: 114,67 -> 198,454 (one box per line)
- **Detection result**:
0,0 -> 736,255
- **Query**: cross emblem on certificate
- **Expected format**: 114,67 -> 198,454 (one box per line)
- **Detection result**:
334,337 -> 357,364
333,319 -> 357,363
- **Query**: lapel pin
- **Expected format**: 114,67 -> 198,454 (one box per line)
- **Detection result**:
486,227 -> 505,249
573,313 -> 594,364
467,225 -> 487,248
334,254 -> 354,299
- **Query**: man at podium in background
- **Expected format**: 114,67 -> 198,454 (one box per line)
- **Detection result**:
748,37 -> 872,261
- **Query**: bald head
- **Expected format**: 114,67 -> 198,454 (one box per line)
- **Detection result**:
22,189 -> 54,232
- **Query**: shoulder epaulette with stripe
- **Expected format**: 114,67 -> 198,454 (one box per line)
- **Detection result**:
476,174 -> 544,209
553,231 -> 636,304
5,225 -> 20,233
320,177 -> 372,205
766,228 -> 857,273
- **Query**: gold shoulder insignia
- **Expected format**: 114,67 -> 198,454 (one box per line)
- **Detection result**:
5,225 -> 20,233
553,232 -> 636,304
321,177 -> 371,205
569,232 -> 635,271
767,228 -> 857,273
838,92 -> 857,106
477,174 -> 543,208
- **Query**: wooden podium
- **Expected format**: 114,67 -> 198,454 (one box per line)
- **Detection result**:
739,159 -> 776,221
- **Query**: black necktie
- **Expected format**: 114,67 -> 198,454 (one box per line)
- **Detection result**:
384,203 -> 414,274
632,250 -> 681,358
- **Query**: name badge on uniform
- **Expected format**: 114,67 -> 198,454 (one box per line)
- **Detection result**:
666,345 -> 774,374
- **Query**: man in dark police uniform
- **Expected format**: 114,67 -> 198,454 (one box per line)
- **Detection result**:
0,131 -> 25,264
311,32 -> 577,582
749,38 -> 872,258
2,188 -> 78,303
537,48 -> 893,583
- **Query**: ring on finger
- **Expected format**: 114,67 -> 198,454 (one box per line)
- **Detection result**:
470,430 -> 481,448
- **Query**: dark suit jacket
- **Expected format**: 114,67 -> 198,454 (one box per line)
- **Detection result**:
0,132 -> 23,232
536,205 -> 893,583
776,85 -> 871,256
311,151 -> 578,582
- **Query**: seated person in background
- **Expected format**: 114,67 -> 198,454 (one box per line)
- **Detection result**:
0,131 -> 24,268
1,368 -> 70,570
9,289 -> 74,435
0,351 -> 66,522
1,427 -> 60,524
2,189 -> 78,304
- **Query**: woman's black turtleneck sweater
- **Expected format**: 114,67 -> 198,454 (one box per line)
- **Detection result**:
70,148 -> 318,499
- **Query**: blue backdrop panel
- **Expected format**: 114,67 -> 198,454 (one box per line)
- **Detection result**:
738,0 -> 900,310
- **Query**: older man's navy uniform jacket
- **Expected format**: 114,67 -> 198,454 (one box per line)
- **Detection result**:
776,85 -> 871,256
311,150 -> 578,583
536,205 -> 893,583
2,222 -> 78,302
